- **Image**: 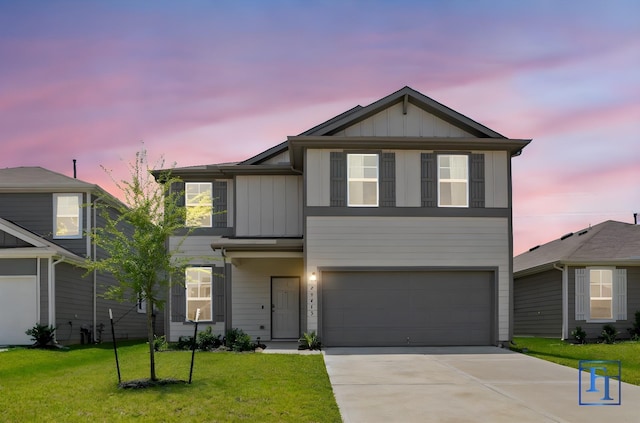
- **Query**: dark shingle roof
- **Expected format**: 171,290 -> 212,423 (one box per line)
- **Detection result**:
514,220 -> 640,275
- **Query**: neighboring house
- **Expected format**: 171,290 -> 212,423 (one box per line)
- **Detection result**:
160,86 -> 530,347
514,220 -> 640,340
0,167 -> 156,345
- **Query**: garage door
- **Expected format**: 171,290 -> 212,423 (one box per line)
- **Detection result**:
321,270 -> 494,347
0,276 -> 38,345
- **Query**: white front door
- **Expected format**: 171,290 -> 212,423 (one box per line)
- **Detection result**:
0,276 -> 38,345
271,277 -> 299,339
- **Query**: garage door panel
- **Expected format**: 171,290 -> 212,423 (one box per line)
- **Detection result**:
321,271 -> 493,347
0,276 -> 38,345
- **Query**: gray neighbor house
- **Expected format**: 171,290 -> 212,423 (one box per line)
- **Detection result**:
159,86 -> 531,347
514,220 -> 640,340
0,167 -> 155,346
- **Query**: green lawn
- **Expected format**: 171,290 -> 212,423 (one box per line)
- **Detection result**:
512,337 -> 640,385
0,341 -> 341,422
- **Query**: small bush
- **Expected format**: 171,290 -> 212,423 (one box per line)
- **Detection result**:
197,326 -> 222,351
298,331 -> 322,350
25,323 -> 56,348
601,324 -> 618,344
627,310 -> 640,340
153,335 -> 167,351
176,335 -> 194,350
571,326 -> 587,344
225,328 -> 253,352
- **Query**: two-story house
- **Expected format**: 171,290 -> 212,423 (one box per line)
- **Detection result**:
0,167 -> 154,345
161,86 -> 530,347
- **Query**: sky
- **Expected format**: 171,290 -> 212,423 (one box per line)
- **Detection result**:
1,1 -> 638,255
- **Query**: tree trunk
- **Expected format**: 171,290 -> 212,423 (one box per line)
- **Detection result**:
147,304 -> 156,381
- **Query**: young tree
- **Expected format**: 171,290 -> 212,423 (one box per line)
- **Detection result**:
86,149 -> 191,381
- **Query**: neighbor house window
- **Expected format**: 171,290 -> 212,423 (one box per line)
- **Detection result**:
575,267 -> 626,322
185,267 -> 212,321
348,154 -> 378,206
53,193 -> 82,238
438,155 -> 468,207
589,268 -> 613,320
185,182 -> 212,227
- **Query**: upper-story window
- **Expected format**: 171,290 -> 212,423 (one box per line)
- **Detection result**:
185,182 -> 212,227
348,154 -> 378,207
53,193 -> 82,238
438,155 -> 468,207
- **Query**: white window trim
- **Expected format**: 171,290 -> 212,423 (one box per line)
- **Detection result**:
586,267 -> 614,322
53,193 -> 83,239
185,266 -> 213,322
185,182 -> 213,228
347,153 -> 379,207
437,154 -> 469,208
137,297 -> 147,314
576,267 -> 626,323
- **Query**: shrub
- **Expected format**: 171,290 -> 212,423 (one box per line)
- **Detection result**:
601,324 -> 618,344
197,326 -> 222,351
570,326 -> 587,344
25,323 -> 56,348
176,335 -> 194,350
298,331 -> 322,350
225,328 -> 253,352
627,310 -> 640,340
153,335 -> 167,351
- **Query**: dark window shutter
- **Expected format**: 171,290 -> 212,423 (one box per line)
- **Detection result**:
469,153 -> 485,208
421,153 -> 437,207
213,181 -> 228,228
171,181 -> 186,224
171,271 -> 186,322
380,153 -> 396,207
330,152 -> 346,207
213,269 -> 225,323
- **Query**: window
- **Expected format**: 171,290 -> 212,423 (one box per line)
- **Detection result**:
590,268 -> 613,319
185,182 -> 212,227
348,154 -> 378,206
438,155 -> 468,207
575,267 -> 626,322
185,267 -> 212,321
137,296 -> 146,314
53,193 -> 82,238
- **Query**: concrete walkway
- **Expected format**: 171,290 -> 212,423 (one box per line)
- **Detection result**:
324,346 -> 640,423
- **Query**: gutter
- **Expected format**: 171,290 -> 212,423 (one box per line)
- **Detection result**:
553,263 -> 568,340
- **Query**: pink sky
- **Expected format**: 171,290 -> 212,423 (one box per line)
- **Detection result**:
1,1 -> 638,255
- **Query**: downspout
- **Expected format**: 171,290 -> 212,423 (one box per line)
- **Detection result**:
49,257 -> 65,343
554,263 -> 568,340
90,195 -> 100,341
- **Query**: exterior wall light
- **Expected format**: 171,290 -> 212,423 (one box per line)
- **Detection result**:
310,272 -> 317,282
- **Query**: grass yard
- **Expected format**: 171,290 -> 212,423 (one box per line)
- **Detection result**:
512,337 -> 640,385
0,341 -> 341,422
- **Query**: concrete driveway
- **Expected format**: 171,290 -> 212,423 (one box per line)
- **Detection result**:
324,346 -> 640,423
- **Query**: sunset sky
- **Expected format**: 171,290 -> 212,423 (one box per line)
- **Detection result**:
1,1 -> 638,255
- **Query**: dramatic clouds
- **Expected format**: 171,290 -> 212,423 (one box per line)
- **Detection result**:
1,0 -> 638,254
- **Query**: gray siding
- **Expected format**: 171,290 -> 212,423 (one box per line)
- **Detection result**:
513,270 -> 562,337
0,258 -> 37,275
0,230 -> 32,247
568,266 -> 640,340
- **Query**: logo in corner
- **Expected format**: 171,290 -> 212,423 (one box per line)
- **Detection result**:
579,360 -> 621,406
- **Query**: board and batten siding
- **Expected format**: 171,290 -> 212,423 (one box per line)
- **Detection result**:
333,101 -> 474,138
305,216 -> 510,340
235,175 -> 303,237
513,270 -> 562,337
230,258 -> 303,340
306,149 -> 509,208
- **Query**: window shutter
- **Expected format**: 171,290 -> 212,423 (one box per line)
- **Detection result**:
213,268 -> 225,323
171,181 -> 186,224
469,153 -> 485,208
575,268 -> 588,321
171,272 -> 186,322
213,181 -> 228,228
330,152 -> 346,207
614,268 -> 627,320
421,153 -> 436,207
380,153 -> 396,207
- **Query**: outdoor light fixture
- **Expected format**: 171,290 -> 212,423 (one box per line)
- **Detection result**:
310,272 -> 317,282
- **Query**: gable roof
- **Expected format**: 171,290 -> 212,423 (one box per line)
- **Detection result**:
0,167 -> 97,192
514,220 -> 640,276
0,217 -> 85,263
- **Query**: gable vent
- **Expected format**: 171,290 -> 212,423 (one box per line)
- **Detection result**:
560,232 -> 574,241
